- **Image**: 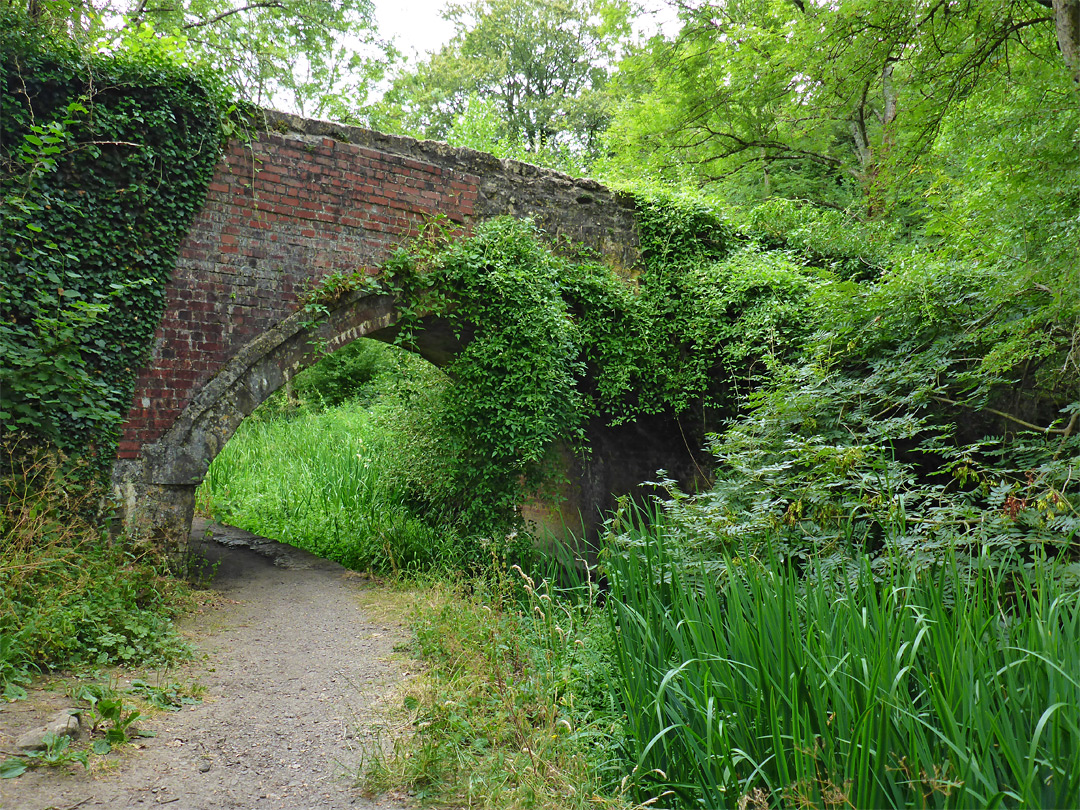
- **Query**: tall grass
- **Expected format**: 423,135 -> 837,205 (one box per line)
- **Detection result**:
2,440 -> 191,693
363,558 -> 630,809
197,402 -> 463,573
604,504 -> 1080,809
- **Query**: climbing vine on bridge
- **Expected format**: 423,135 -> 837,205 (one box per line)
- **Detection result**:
0,13 -> 227,467
376,198 -> 829,532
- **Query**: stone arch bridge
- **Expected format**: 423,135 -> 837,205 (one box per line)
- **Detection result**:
112,111 -> 703,549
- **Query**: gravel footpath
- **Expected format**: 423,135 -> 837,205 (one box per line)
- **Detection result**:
1,520 -> 415,810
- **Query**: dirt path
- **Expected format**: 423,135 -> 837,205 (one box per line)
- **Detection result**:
1,520 -> 415,810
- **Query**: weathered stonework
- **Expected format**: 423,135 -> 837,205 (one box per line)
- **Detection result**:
111,110 -> 653,547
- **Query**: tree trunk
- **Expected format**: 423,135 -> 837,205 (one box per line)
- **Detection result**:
1052,0 -> 1080,85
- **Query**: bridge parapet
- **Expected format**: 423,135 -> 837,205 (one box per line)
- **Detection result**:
261,111 -> 641,272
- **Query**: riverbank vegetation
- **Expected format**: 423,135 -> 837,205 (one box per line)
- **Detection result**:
196,195 -> 1078,807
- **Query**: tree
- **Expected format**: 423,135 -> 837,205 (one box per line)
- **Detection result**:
9,0 -> 391,117
603,0 -> 1078,214
602,0 -> 853,204
369,0 -> 631,168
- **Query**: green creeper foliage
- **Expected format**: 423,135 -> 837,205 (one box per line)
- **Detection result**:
378,200 -> 830,535
614,197 -> 1079,581
1,13 -> 224,465
561,195 -> 822,423
383,218 -> 587,529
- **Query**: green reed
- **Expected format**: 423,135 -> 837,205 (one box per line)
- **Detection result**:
603,503 -> 1080,809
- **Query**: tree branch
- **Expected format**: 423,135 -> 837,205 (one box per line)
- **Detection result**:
182,2 -> 288,30
931,396 -> 1077,435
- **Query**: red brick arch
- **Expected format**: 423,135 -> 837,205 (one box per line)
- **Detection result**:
111,111 -> 642,542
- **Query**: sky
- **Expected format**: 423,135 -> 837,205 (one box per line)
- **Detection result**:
372,0 -> 681,59
373,0 -> 457,58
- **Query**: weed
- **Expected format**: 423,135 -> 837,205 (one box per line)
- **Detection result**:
362,561 -> 638,810
0,633 -> 30,701
127,677 -> 203,711
1,440 -> 193,690
73,682 -> 148,752
0,732 -> 89,778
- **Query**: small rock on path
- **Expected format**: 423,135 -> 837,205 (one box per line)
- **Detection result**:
1,520 -> 414,810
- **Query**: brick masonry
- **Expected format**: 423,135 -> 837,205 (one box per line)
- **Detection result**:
111,110 -> 642,543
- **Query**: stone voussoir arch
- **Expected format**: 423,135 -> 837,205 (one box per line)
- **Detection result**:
115,291 -> 393,541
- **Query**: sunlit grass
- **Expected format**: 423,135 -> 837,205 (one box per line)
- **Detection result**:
196,402 -> 459,574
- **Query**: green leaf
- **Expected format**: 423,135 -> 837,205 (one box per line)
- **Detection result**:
0,758 -> 28,778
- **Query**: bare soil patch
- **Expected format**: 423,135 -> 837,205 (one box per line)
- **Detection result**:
0,520 -> 416,810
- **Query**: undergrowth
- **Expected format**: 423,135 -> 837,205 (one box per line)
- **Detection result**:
363,560 -> 633,809
1,439 -> 193,699
604,502 -> 1080,809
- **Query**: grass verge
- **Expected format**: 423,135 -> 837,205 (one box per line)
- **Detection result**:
362,563 -> 637,810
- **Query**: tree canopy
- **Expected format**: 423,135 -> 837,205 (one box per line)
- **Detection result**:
10,0 -> 391,116
368,0 -> 631,169
603,0 -> 1079,219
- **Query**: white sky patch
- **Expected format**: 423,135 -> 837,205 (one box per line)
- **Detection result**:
633,0 -> 682,41
374,0 -> 457,58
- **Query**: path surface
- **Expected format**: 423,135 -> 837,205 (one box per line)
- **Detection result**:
1,520 -> 414,810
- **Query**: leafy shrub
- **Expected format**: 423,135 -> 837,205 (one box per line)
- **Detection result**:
676,244 -> 1080,573
292,338 -> 394,408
